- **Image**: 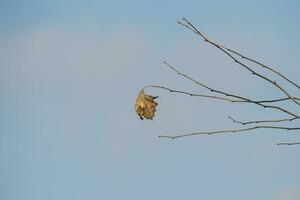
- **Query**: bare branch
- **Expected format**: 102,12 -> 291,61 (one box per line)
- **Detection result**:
144,85 -> 300,115
177,20 -> 300,91
177,21 -> 197,34
163,61 -> 300,103
255,97 -> 300,104
136,18 -> 300,145
218,44 -> 300,90
178,18 -> 300,106
163,61 -> 252,101
144,85 -> 242,102
277,142 -> 300,146
228,116 -> 297,126
158,126 -> 300,139
163,61 -> 300,118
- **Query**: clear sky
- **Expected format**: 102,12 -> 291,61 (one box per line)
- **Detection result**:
1,0 -> 300,200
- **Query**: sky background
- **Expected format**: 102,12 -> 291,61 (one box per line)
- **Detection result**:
1,0 -> 300,200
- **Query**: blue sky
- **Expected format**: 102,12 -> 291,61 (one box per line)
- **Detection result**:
1,0 -> 300,200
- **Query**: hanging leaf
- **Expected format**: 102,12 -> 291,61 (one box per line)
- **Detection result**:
135,89 -> 158,120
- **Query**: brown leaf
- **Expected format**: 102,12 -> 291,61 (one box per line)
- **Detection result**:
135,89 -> 158,120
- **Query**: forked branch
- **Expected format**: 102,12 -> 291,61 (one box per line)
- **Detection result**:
162,61 -> 300,118
136,18 -> 300,145
178,20 -> 300,90
178,18 -> 300,106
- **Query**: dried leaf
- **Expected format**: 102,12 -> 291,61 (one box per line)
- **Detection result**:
135,89 -> 158,120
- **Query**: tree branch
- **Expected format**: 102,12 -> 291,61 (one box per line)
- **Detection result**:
158,126 -> 300,139
144,85 -> 242,103
163,61 -> 300,118
137,18 -> 300,145
254,97 -> 300,104
177,20 -> 300,91
228,116 -> 297,126
144,85 -> 300,120
218,44 -> 300,90
163,61 -> 300,103
178,18 -> 300,106
277,142 -> 300,146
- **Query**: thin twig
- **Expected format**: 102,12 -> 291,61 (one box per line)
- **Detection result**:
255,97 -> 300,104
178,18 -> 300,106
228,116 -> 297,126
144,85 -> 242,102
177,21 -> 198,34
163,61 -> 300,118
158,126 -> 300,139
277,142 -> 300,146
163,61 -> 252,101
